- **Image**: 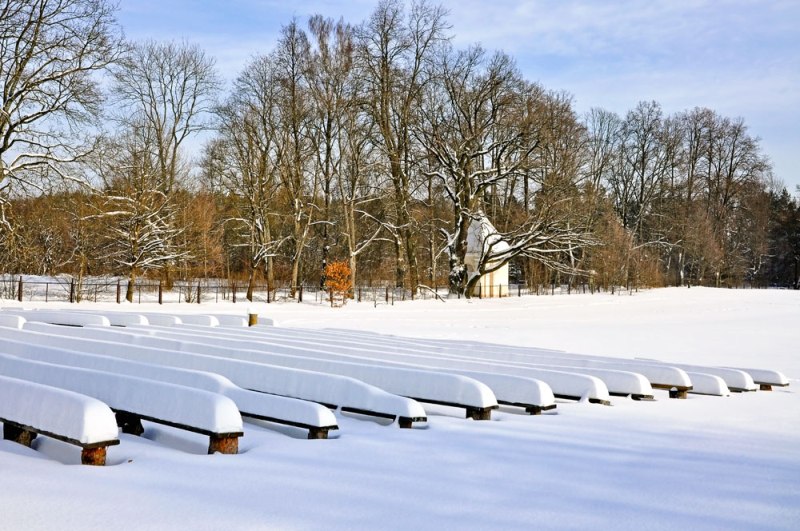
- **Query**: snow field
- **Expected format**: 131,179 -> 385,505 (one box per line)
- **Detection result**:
1,288 -> 798,531
0,374 -> 119,445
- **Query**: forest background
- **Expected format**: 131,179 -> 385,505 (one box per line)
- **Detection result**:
2,0 -> 799,302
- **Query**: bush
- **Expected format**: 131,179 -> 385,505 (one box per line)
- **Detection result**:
324,261 -> 352,307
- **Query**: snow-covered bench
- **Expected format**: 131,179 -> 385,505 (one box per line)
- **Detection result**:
728,367 -> 789,391
0,336 -> 339,439
685,372 -> 730,396
0,314 -> 25,329
1,309 -> 110,327
69,309 -> 149,326
0,374 -> 120,465
1,326 -> 427,428
134,325 -> 612,406
0,354 -> 244,454
22,323 -> 499,421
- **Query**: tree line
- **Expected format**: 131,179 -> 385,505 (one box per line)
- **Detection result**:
1,0 -> 798,301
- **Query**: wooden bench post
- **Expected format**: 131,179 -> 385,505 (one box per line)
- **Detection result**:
759,384 -> 773,391
307,427 -> 329,440
208,433 -> 240,454
398,417 -> 414,429
668,387 -> 688,399
115,411 -> 145,436
81,447 -> 108,466
3,423 -> 37,447
466,407 -> 492,421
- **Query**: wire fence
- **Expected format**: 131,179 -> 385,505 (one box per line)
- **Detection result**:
0,275 -> 627,306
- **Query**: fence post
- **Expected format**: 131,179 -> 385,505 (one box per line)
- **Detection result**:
69,279 -> 75,303
298,285 -> 303,303
17,276 -> 23,302
45,283 -> 49,303
116,280 -> 121,304
196,282 -> 201,304
358,288 -> 361,302
385,286 -> 389,303
158,281 -> 163,305
232,282 -> 237,303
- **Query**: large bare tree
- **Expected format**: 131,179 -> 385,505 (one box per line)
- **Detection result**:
108,39 -> 220,285
0,0 -> 122,243
417,46 -> 592,296
356,0 -> 449,292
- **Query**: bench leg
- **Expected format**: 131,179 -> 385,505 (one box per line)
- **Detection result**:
668,388 -> 688,399
466,407 -> 492,421
115,412 -> 144,436
525,406 -> 543,416
397,416 -> 414,429
3,424 -> 37,447
760,384 -> 772,391
208,434 -> 239,455
81,447 -> 107,466
307,428 -> 329,440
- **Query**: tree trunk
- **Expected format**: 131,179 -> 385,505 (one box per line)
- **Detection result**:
125,272 -> 136,303
246,267 -> 256,302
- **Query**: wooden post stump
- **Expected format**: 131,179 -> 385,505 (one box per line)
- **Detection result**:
466,407 -> 492,421
248,313 -> 258,327
81,447 -> 107,466
3,423 -> 37,447
307,428 -> 329,440
398,417 -> 413,429
208,434 -> 239,454
668,387 -> 688,399
115,411 -> 145,436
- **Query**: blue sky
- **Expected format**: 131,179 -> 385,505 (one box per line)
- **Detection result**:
117,0 -> 800,191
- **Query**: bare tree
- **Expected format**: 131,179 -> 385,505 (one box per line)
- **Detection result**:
110,39 -> 220,284
210,55 -> 285,300
112,40 -> 220,194
0,0 -> 122,246
356,0 -> 449,292
272,21 -> 319,297
306,15 -> 355,287
91,126 -> 188,302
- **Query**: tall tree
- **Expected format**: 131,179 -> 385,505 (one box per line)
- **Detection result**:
211,54 -> 284,300
272,21 -> 318,297
306,15 -> 355,288
110,39 -> 220,284
417,46 -> 591,296
356,0 -> 449,292
0,0 -> 122,246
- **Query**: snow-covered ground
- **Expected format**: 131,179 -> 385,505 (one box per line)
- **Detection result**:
1,287 -> 798,530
